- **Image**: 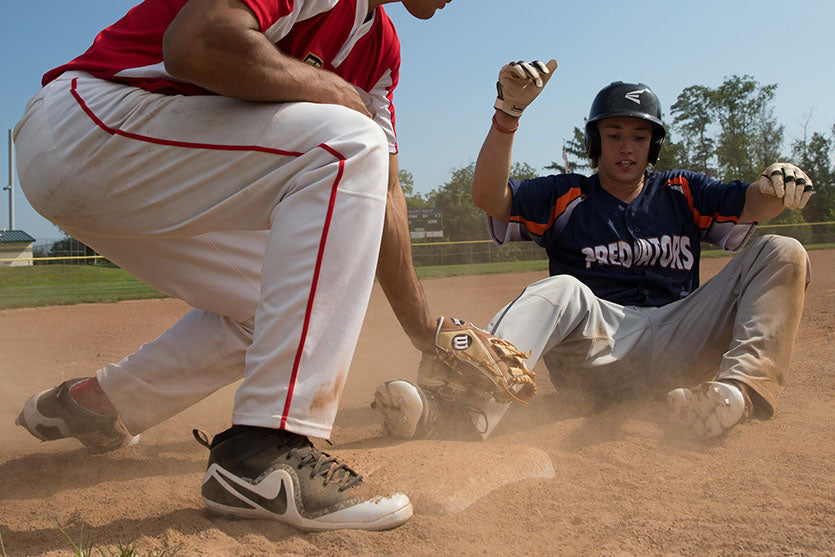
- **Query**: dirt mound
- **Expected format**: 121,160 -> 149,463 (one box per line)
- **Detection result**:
1,254 -> 833,555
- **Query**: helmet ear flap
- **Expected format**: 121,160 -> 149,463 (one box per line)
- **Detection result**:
584,122 -> 600,161
648,130 -> 665,164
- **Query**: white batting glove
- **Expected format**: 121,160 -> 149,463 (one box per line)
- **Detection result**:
494,59 -> 558,118
758,162 -> 814,210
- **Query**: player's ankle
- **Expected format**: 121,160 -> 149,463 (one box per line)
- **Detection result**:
69,377 -> 118,416
720,380 -> 754,420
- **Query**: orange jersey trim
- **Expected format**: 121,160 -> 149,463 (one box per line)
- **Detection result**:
510,187 -> 583,236
666,176 -> 740,229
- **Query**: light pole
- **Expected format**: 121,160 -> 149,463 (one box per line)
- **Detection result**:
3,129 -> 13,230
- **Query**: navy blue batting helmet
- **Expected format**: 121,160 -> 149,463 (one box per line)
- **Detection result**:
584,81 -> 666,164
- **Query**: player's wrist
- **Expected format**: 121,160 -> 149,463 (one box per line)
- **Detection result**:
492,110 -> 520,134
411,316 -> 438,353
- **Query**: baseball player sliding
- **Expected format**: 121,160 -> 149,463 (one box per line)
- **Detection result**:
374,59 -> 814,443
13,0 -> 458,532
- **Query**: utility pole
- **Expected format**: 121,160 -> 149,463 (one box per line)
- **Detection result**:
3,129 -> 13,230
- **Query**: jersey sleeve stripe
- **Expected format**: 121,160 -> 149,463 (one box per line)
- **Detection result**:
332,0 -> 372,67
671,175 -> 742,230
368,69 -> 397,153
510,187 -> 583,236
713,214 -> 741,223
669,176 -> 712,229
240,0 -> 295,32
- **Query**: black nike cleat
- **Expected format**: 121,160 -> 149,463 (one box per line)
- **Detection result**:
195,425 -> 413,531
16,378 -> 139,454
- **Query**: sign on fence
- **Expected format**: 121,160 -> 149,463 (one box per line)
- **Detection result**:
408,207 -> 443,239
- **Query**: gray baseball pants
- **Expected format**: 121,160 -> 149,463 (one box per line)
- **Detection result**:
479,234 -> 810,437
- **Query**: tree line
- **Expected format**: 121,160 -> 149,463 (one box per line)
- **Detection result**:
407,74 -> 835,241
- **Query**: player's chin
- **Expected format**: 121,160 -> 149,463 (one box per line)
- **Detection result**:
403,0 -> 448,19
405,7 -> 436,19
619,162 -> 646,176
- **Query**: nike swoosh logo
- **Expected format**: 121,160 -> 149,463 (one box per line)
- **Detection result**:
211,464 -> 289,515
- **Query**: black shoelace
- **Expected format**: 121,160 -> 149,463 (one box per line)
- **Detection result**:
287,445 -> 363,492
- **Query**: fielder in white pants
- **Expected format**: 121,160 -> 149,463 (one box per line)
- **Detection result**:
16,71 -> 389,439
14,0 -> 460,532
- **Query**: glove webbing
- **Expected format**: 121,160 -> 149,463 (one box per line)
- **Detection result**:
441,338 -> 534,405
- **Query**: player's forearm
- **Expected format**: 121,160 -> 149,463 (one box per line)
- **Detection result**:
740,182 -> 785,222
163,0 -> 368,113
376,158 -> 436,353
472,111 -> 516,223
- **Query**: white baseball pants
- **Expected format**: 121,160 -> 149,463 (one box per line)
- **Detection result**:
477,234 -> 810,438
14,72 -> 390,439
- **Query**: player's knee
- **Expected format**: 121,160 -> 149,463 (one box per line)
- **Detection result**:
318,106 -> 389,194
319,104 -> 387,152
348,113 -> 387,156
526,274 -> 594,305
351,117 -> 389,180
757,234 -> 809,268
753,234 -> 810,287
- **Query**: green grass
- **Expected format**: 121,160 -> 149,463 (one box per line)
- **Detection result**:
0,263 -> 136,286
0,280 -> 166,309
701,242 -> 835,259
0,264 -> 166,309
416,258 -> 548,279
2,243 -> 833,309
1,523 -> 180,557
56,522 -> 181,557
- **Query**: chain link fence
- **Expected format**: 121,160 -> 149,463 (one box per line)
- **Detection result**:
2,222 -> 833,290
412,222 -> 835,267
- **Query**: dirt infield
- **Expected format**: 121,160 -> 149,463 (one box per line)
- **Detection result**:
1,250 -> 833,555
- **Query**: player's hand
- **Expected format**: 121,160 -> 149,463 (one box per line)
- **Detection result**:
353,85 -> 377,119
758,162 -> 814,210
494,59 -> 558,118
324,72 -> 374,118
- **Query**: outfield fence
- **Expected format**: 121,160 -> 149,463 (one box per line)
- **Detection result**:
1,221 -> 833,294
410,221 -> 835,266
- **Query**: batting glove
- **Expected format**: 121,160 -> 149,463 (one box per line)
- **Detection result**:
758,162 -> 814,210
494,59 -> 558,118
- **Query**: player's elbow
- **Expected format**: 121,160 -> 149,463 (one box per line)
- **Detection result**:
162,8 -> 223,83
472,180 -> 510,222
162,26 -> 198,81
472,188 -> 510,223
471,187 -> 490,212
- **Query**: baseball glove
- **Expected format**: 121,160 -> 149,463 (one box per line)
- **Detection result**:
417,317 -> 536,405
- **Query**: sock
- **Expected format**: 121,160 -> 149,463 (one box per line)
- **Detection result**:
69,377 -> 118,416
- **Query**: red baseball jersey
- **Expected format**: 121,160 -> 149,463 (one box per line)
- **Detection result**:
43,0 -> 401,151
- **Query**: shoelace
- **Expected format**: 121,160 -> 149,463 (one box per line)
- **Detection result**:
287,446 -> 363,492
192,428 -> 365,492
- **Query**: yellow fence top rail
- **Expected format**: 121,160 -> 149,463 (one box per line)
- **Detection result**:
0,255 -> 105,263
411,221 -> 835,247
2,222 -> 833,261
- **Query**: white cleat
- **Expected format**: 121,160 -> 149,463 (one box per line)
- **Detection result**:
371,380 -> 425,439
371,380 -> 484,441
667,381 -> 748,439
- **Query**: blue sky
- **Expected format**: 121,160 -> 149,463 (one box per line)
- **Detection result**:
2,0 -> 834,240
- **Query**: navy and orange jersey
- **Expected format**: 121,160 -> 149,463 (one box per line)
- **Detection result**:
488,169 -> 756,307
42,0 -> 401,151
